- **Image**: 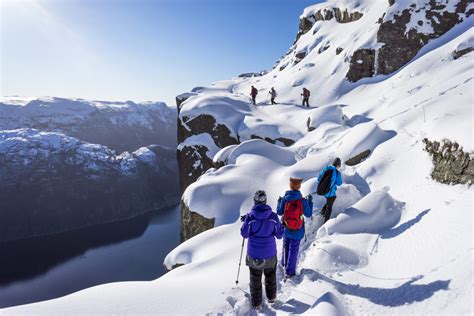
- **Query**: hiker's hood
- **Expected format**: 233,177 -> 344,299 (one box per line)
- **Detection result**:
250,204 -> 273,219
284,190 -> 303,201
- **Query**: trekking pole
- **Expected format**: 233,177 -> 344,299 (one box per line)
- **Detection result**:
304,220 -> 307,242
235,237 -> 245,286
283,238 -> 287,283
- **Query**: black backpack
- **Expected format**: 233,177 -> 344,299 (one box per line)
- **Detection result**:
317,168 -> 334,196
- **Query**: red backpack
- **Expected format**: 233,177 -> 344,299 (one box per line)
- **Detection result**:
283,198 -> 304,231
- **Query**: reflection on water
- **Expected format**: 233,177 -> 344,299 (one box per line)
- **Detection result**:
0,205 -> 179,308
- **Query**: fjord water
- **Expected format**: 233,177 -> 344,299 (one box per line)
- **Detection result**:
0,205 -> 179,308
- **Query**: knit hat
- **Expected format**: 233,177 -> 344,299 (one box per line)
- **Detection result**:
253,190 -> 267,205
332,157 -> 342,167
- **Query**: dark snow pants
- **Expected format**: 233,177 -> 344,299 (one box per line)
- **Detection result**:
281,238 -> 301,276
251,95 -> 257,105
302,97 -> 309,107
321,196 -> 336,222
249,266 -> 277,307
271,97 -> 276,105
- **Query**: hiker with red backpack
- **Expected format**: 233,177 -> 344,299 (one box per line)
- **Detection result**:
317,158 -> 343,222
250,86 -> 258,105
240,190 -> 284,309
276,177 -> 313,278
301,88 -> 310,107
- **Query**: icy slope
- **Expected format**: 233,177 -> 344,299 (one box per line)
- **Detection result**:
0,97 -> 177,152
4,0 -> 473,315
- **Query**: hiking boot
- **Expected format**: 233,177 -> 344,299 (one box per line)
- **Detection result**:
252,304 -> 262,311
268,297 -> 276,304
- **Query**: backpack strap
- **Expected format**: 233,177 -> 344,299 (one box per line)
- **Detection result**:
299,198 -> 304,220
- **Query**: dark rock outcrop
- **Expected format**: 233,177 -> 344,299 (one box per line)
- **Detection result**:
423,138 -> 473,185
177,144 -> 215,193
319,44 -> 331,54
294,8 -> 363,43
180,200 -> 215,242
347,0 -> 471,82
179,114 -> 238,149
295,51 -> 307,64
176,92 -> 239,194
452,46 -> 473,59
346,49 -> 376,82
250,135 -> 295,147
313,7 -> 363,23
0,129 -> 179,242
238,71 -> 267,78
177,114 -> 239,193
345,149 -> 372,166
336,47 -> 344,55
333,8 -> 364,23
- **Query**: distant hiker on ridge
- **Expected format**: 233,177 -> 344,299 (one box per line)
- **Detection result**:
269,87 -> 277,105
301,87 -> 310,108
250,85 -> 258,105
240,190 -> 284,309
277,177 -> 313,278
316,158 -> 343,222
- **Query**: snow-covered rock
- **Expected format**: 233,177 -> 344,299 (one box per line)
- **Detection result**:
0,97 -> 177,152
0,129 -> 179,242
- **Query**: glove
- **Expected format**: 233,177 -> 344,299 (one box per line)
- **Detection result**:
240,215 -> 247,222
306,194 -> 313,202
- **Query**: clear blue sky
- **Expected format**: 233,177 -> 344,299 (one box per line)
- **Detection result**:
1,0 -> 321,106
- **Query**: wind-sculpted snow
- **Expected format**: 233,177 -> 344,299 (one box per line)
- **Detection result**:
318,190 -> 403,237
304,291 -> 350,316
306,104 -> 348,131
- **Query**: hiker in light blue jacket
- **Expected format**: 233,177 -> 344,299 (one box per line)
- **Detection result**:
318,158 -> 343,222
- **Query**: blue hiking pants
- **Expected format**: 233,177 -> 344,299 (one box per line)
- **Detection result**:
281,238 -> 301,276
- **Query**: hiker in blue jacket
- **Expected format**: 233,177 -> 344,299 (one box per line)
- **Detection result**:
318,157 -> 343,222
277,177 -> 313,277
241,190 -> 284,308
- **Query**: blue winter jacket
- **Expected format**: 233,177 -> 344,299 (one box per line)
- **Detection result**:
276,190 -> 313,240
240,204 -> 284,260
318,165 -> 342,198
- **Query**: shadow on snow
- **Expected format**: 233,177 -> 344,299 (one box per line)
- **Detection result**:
300,269 -> 450,307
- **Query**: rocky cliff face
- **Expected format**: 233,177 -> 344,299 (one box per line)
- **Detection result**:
176,94 -> 239,193
287,1 -> 472,83
423,138 -> 473,185
0,129 -> 179,242
295,7 -> 363,43
179,200 -> 215,242
0,97 -> 177,152
347,0 -> 472,82
176,93 -> 239,241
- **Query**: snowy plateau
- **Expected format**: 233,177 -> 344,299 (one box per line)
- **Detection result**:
4,0 -> 473,315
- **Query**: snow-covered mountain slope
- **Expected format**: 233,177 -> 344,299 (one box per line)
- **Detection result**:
0,97 -> 177,152
5,0 -> 473,315
0,129 -> 179,242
